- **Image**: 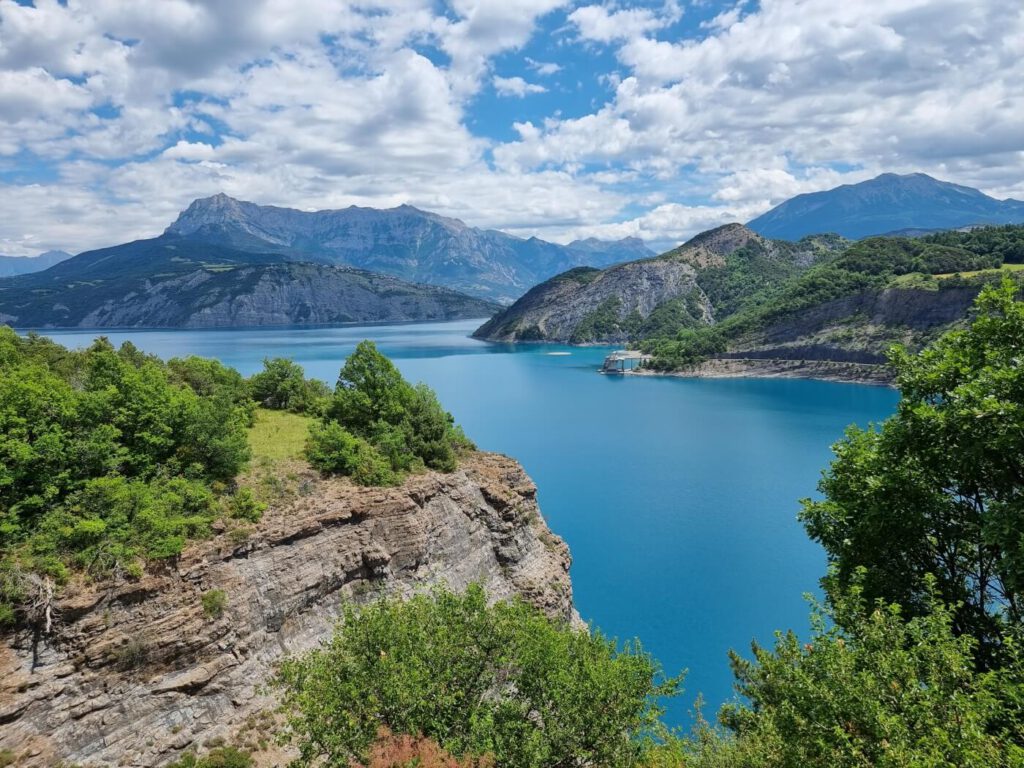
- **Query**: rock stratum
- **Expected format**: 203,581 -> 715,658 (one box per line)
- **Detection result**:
0,453 -> 575,767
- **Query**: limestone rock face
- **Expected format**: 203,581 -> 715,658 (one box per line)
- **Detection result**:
0,453 -> 576,767
473,224 -> 768,343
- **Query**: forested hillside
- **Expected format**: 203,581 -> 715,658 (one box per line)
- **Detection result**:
643,224 -> 1024,371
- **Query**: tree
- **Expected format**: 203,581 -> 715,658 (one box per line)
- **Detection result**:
688,585 -> 1021,768
277,585 -> 681,768
310,342 -> 472,482
800,280 -> 1024,666
249,357 -> 328,413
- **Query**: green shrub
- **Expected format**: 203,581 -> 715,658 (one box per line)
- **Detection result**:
166,746 -> 253,768
277,585 -> 681,768
249,358 -> 330,413
305,342 -> 472,485
305,422 -> 397,486
201,589 -> 227,618
226,487 -> 266,522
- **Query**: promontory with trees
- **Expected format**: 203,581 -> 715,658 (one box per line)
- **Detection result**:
2,280 -> 1024,766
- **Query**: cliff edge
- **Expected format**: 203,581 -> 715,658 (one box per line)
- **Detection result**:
0,453 -> 575,767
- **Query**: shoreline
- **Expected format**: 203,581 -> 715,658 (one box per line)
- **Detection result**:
623,357 -> 895,387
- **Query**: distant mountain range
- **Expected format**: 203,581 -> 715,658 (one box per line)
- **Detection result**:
0,250 -> 72,277
166,194 -> 654,302
747,173 -> 1024,240
0,237 -> 499,329
0,195 -> 653,329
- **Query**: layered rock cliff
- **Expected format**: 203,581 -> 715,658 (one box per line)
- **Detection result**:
0,453 -> 575,767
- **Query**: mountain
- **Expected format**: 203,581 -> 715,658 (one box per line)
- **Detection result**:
0,250 -> 72,277
747,173 -> 1024,240
473,224 -> 842,344
0,236 -> 499,328
166,194 -> 654,302
474,222 -> 1024,382
646,225 -> 1024,382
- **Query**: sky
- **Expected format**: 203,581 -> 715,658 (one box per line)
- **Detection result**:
0,0 -> 1022,256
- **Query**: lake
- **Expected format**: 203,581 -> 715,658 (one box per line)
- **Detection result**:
41,319 -> 900,725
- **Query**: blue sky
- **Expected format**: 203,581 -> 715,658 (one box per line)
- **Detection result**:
0,0 -> 1022,255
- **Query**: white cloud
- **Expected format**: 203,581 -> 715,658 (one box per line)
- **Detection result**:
569,2 -> 682,43
0,0 -> 1022,255
494,75 -> 548,97
525,57 -> 562,76
496,0 -> 1024,242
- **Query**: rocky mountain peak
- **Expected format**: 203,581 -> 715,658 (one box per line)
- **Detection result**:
666,223 -> 763,268
167,193 -> 252,235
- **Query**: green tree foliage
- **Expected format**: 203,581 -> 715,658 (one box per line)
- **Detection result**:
277,584 -> 681,768
682,584 -> 1022,768
306,342 -> 472,483
248,357 -> 330,413
0,328 -> 252,626
800,280 -> 1024,665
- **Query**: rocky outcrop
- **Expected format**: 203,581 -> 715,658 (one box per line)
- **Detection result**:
473,260 -> 709,344
473,224 -> 807,344
720,284 -> 983,370
0,453 -> 575,767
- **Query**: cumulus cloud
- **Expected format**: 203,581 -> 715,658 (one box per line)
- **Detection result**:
0,0 -> 1022,255
497,0 -> 1024,242
569,1 -> 682,43
494,75 -> 548,97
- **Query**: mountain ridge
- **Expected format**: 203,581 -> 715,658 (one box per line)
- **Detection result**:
747,173 -> 1024,240
0,235 -> 499,329
0,250 -> 72,277
473,224 -> 838,344
165,194 -> 654,302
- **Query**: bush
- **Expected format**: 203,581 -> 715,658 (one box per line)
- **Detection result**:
167,746 -> 253,768
249,358 -> 329,413
277,584 -> 681,768
306,342 -> 473,485
226,487 -> 266,522
305,422 -> 397,486
201,589 -> 227,618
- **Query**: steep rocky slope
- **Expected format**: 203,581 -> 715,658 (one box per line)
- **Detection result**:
473,224 -> 826,343
0,453 -> 575,767
167,194 -> 654,302
0,237 -> 498,328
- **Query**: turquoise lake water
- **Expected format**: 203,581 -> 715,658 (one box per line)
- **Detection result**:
41,319 -> 900,725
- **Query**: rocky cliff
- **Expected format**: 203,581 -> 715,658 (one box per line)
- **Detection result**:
473,224 -> 822,343
0,453 -> 575,767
